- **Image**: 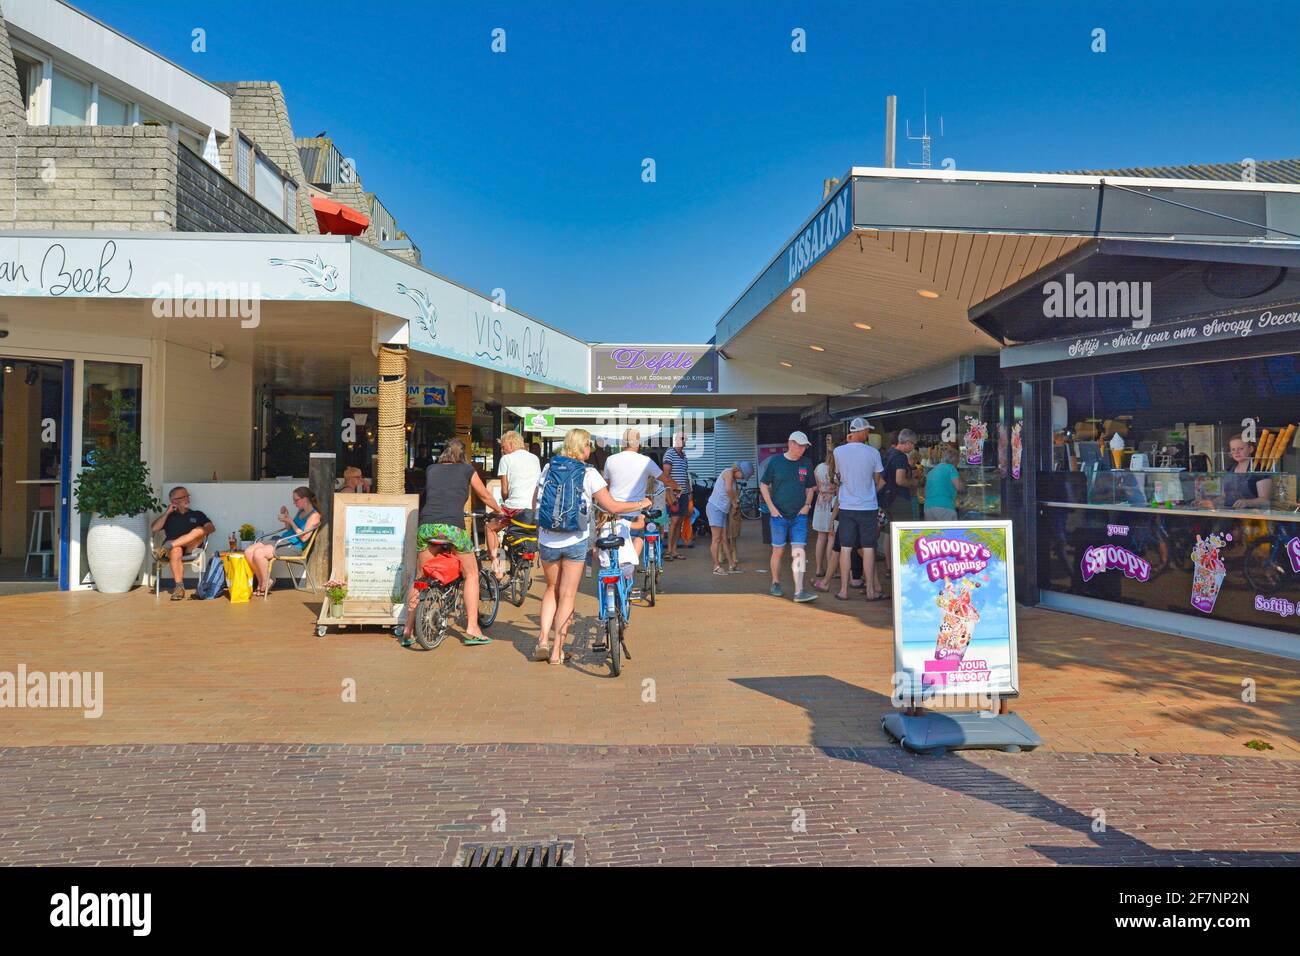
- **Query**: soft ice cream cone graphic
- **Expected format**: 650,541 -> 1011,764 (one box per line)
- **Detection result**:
1190,533 -> 1228,614
1011,422 -> 1023,479
963,416 -> 987,466
934,578 -> 981,660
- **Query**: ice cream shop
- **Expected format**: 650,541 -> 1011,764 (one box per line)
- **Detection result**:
974,238 -> 1300,658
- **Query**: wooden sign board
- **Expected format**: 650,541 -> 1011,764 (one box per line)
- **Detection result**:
317,493 -> 419,632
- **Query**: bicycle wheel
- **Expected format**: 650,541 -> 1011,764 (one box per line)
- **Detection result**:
477,567 -> 501,627
741,490 -> 760,520
507,555 -> 527,607
1244,537 -> 1288,594
606,609 -> 623,677
414,587 -> 451,650
645,562 -> 658,606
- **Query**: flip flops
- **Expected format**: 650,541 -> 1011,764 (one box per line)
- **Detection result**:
462,636 -> 492,646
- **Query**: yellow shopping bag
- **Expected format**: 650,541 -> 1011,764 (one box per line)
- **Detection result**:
222,552 -> 254,604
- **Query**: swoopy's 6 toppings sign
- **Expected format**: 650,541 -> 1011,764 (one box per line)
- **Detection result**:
915,536 -> 991,582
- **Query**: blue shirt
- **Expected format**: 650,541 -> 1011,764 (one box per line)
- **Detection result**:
925,463 -> 960,511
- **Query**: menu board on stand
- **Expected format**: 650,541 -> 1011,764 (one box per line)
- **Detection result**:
316,493 -> 419,638
881,519 -> 1042,754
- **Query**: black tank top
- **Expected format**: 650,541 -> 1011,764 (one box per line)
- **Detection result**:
420,463 -> 474,526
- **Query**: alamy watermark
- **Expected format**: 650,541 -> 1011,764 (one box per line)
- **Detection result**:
1043,273 -> 1151,329
150,274 -> 261,328
0,664 -> 103,718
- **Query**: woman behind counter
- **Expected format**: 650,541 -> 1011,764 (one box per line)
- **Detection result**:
1196,435 -> 1272,511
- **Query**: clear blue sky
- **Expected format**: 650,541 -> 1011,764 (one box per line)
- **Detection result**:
81,0 -> 1300,343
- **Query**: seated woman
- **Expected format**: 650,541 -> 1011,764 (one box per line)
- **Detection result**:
244,487 -> 321,597
1196,434 -> 1273,511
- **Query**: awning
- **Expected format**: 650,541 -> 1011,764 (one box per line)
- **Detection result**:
311,194 -> 369,235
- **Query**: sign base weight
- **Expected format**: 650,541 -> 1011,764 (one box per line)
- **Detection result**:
881,711 -> 1042,755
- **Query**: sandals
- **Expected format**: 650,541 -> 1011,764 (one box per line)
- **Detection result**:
548,652 -> 572,665
534,642 -> 551,661
712,566 -> 727,575
462,635 -> 492,646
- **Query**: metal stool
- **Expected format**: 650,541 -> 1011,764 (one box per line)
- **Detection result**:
24,508 -> 55,578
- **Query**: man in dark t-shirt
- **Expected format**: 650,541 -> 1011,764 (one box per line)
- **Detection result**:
881,428 -> 919,523
759,432 -> 820,603
149,485 -> 215,600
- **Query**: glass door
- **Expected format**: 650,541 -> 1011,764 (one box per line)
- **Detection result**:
0,358 -> 66,593
77,361 -> 144,586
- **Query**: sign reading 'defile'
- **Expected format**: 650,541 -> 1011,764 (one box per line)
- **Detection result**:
590,346 -> 718,394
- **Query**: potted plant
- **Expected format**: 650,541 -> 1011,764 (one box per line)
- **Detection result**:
73,396 -> 163,593
238,524 -> 256,550
325,579 -> 347,618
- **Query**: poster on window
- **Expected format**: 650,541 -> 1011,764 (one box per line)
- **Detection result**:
891,520 -> 1019,702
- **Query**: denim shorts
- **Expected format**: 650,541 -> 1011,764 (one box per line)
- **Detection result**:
539,540 -> 589,563
705,502 -> 730,528
769,513 -> 809,547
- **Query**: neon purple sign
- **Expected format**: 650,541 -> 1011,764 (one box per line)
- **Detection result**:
1081,544 -> 1151,582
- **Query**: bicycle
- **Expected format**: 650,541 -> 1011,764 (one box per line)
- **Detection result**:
492,511 -> 538,607
593,510 -> 653,677
738,484 -> 761,520
1243,517 -> 1300,594
639,508 -> 664,606
410,511 -> 501,650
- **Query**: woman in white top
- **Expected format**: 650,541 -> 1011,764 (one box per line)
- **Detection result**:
532,428 -> 649,666
812,444 -> 837,581
705,460 -> 753,575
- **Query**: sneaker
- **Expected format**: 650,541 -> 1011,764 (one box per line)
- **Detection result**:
170,585 -> 186,601
793,589 -> 818,603
769,582 -> 783,598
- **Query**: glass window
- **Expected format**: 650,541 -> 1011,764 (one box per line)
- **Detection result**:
235,134 -> 251,191
14,55 -> 41,124
97,91 -> 130,126
254,154 -> 286,219
50,69 -> 90,125
263,394 -> 335,478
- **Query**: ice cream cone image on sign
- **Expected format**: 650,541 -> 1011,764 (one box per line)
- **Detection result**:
1109,431 -> 1126,469
963,416 -> 987,466
1011,422 -> 1023,479
934,578 -> 981,660
1190,533 -> 1229,614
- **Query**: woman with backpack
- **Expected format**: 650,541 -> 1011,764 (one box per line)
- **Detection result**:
532,427 -> 650,665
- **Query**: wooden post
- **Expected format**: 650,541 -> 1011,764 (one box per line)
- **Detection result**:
308,452 -> 337,589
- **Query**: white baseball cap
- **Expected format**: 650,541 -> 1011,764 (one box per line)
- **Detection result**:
789,431 -> 812,446
849,417 -> 873,433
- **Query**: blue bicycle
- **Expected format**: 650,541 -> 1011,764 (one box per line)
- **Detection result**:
640,509 -> 664,606
594,508 -> 658,676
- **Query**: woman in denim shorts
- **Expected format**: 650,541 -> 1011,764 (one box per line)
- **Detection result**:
532,428 -> 651,665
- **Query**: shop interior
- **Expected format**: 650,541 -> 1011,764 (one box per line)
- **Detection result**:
0,358 -> 63,591
1044,356 -> 1300,515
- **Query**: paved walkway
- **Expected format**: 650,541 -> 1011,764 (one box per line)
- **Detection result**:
1,525 -> 1298,756
2,744 -> 1295,865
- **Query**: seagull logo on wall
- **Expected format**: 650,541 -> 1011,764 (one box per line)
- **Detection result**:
396,283 -> 437,340
268,254 -> 339,292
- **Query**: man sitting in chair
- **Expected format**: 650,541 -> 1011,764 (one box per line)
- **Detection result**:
150,486 -> 214,601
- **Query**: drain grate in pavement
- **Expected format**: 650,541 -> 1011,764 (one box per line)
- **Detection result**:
456,841 -> 575,867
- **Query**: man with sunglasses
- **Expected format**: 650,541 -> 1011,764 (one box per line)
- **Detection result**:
149,486 -> 215,600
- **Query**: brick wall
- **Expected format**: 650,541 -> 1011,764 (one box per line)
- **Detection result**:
219,82 -> 318,235
176,142 -> 291,233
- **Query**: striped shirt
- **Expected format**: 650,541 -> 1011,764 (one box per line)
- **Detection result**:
663,448 -> 689,490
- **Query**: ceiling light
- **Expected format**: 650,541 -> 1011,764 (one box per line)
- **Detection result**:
917,289 -> 940,299
779,361 -> 793,368
2,364 -> 12,374
809,345 -> 825,352
853,322 -> 873,331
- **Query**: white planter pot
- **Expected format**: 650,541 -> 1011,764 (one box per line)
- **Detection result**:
86,513 -> 149,593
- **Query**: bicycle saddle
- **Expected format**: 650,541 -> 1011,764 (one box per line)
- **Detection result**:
596,535 -> 624,550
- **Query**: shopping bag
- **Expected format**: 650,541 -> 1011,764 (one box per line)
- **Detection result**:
222,553 -> 254,603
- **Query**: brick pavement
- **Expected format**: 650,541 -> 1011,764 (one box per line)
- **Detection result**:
0,744 -> 1295,866
1,524 -> 1298,756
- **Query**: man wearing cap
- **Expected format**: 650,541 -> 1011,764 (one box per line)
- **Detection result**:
758,432 -> 819,602
820,417 -> 886,602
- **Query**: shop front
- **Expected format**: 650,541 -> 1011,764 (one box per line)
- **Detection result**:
804,355 -> 1011,520
976,238 -> 1300,658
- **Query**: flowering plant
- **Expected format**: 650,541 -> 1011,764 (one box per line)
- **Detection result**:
238,523 -> 256,542
325,579 -> 347,603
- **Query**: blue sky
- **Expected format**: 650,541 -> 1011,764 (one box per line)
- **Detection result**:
81,0 -> 1300,343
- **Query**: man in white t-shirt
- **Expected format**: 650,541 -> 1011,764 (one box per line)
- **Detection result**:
602,427 -> 680,564
819,417 -> 886,601
489,429 -> 542,576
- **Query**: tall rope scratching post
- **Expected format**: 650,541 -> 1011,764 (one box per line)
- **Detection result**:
376,345 -> 408,494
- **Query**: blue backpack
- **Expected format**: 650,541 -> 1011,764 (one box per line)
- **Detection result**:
195,554 -> 228,600
538,456 -> 588,533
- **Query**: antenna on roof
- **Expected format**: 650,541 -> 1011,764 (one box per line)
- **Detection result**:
904,92 -> 943,169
